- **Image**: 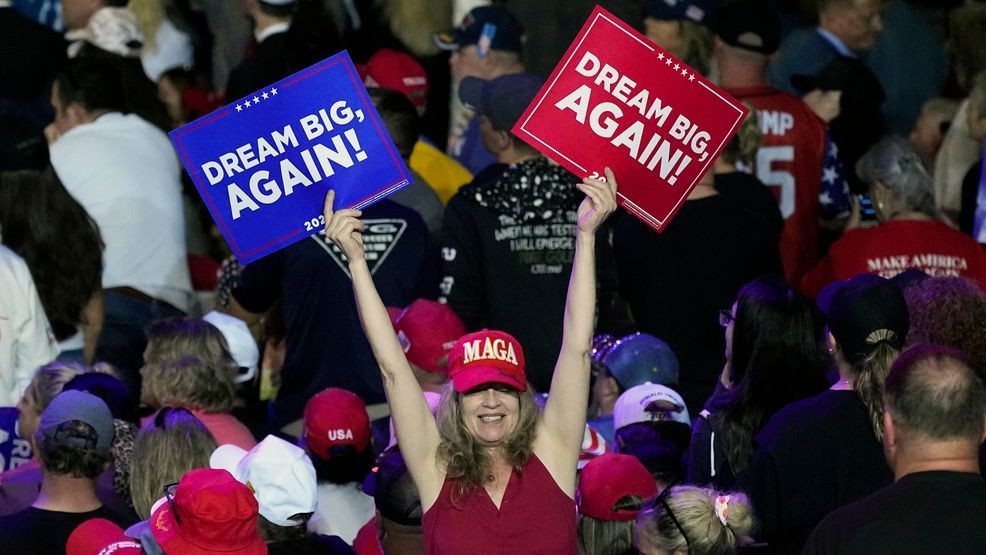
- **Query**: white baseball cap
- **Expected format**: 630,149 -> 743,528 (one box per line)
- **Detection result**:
203,311 -> 259,384
210,435 -> 317,526
613,383 -> 690,430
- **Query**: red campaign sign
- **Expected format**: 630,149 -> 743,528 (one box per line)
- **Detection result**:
513,5 -> 748,232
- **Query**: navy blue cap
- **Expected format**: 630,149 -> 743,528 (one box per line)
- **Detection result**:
434,6 -> 525,53
601,333 -> 680,390
458,73 -> 543,131
644,0 -> 716,24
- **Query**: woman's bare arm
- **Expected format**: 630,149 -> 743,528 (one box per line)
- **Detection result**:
323,191 -> 445,509
535,169 -> 617,495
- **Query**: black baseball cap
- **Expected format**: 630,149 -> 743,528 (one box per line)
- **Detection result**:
715,1 -> 781,55
824,274 -> 909,363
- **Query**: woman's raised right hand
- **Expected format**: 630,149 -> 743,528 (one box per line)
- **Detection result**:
323,189 -> 366,264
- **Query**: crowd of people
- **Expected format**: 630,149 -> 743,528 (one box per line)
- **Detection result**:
1,0 -> 986,553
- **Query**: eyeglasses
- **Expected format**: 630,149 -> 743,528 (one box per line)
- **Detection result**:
651,483 -> 690,547
163,482 -> 181,525
718,309 -> 735,328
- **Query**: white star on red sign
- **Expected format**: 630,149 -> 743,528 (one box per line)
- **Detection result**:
673,63 -> 680,71
688,74 -> 695,82
658,52 -> 665,60
665,58 -> 673,66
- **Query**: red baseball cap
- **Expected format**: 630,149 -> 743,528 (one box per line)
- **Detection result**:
149,468 -> 266,555
578,453 -> 657,521
392,299 -> 466,374
363,48 -> 429,110
302,388 -> 371,460
448,329 -> 527,393
67,519 -> 143,555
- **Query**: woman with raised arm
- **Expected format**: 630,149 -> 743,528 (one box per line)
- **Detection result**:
324,168 -> 617,554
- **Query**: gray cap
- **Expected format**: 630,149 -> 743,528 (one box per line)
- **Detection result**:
38,390 -> 114,452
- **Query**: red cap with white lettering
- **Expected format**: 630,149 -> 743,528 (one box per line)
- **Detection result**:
302,388 -> 371,460
448,329 -> 527,393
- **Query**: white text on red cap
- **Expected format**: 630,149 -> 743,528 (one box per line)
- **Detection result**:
327,429 -> 354,442
463,337 -> 518,365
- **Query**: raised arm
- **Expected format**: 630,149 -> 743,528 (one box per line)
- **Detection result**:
535,168 -> 617,493
323,190 -> 445,507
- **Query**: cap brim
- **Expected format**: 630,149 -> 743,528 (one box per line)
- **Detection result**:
210,444 -> 248,479
457,76 -> 487,109
433,30 -> 461,51
451,367 -> 526,393
790,73 -> 820,92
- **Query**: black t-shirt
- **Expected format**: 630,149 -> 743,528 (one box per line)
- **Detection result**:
232,200 -> 436,426
804,471 -> 986,555
738,390 -> 893,555
439,160 -> 584,392
612,194 -> 781,414
714,171 -> 784,276
0,505 -> 134,554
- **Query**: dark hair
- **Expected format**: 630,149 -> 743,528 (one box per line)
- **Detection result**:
367,87 -> 420,159
55,56 -> 129,115
64,372 -> 138,424
0,167 -> 103,341
373,448 -> 423,526
885,345 -> 986,441
257,514 -> 311,543
36,421 -> 112,478
311,444 -> 376,485
903,276 -> 986,376
713,277 -> 828,474
72,43 -> 171,131
615,422 -> 689,485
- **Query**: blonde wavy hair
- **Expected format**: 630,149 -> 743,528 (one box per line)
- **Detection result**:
435,381 -> 539,499
144,317 -> 238,371
140,355 -> 236,412
846,340 -> 900,441
636,486 -> 755,555
720,102 -> 762,167
129,407 -> 216,518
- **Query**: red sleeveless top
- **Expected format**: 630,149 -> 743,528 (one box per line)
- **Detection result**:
422,454 -> 577,554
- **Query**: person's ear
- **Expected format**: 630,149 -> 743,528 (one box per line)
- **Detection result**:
65,102 -> 90,127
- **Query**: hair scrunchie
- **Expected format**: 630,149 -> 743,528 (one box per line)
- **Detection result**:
714,494 -> 730,526
865,328 -> 899,347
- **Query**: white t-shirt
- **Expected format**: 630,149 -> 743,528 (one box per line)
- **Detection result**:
309,481 -> 375,545
50,112 -> 192,312
0,246 -> 58,406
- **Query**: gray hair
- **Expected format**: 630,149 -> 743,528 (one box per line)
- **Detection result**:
855,137 -> 937,218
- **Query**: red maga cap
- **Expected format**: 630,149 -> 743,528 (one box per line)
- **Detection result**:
578,453 -> 657,521
393,299 -> 466,375
448,329 -> 527,392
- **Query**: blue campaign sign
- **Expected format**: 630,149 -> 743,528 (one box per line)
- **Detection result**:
170,51 -> 411,264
